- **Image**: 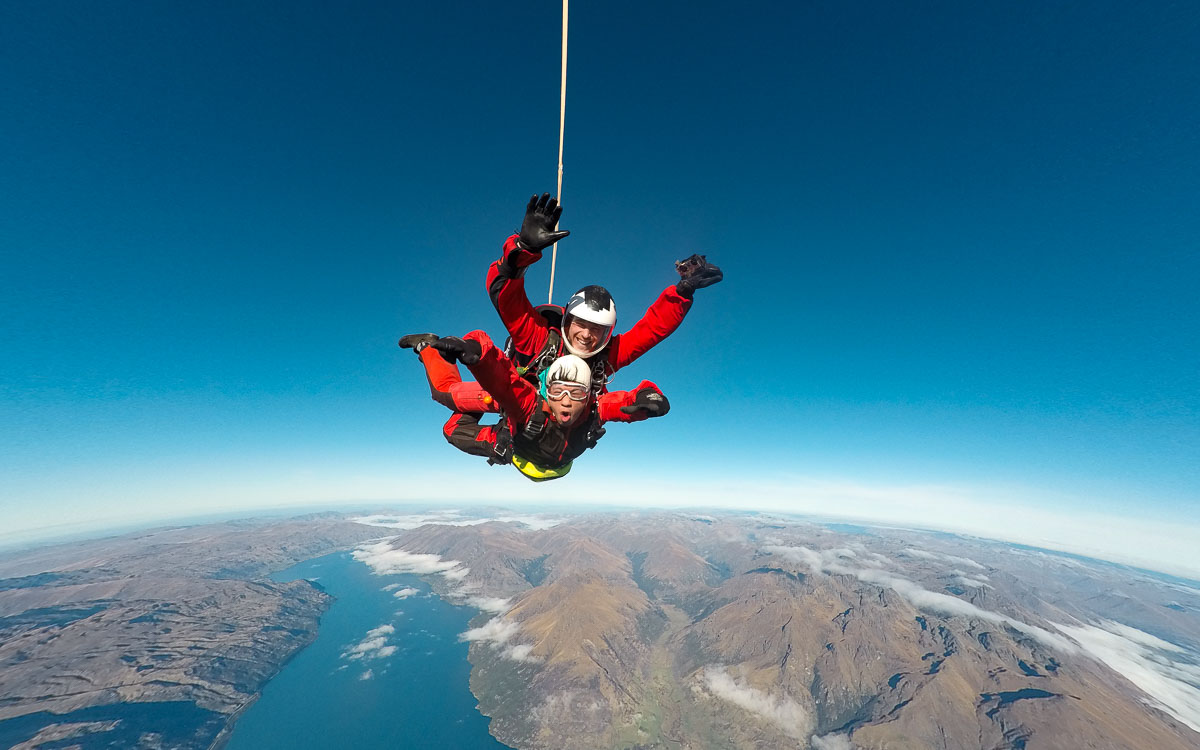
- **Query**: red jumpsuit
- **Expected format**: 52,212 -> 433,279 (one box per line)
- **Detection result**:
486,233 -> 692,420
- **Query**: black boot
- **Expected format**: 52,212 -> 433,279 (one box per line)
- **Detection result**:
398,333 -> 439,354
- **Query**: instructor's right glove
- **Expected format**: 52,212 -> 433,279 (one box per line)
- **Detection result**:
517,193 -> 570,253
431,336 -> 482,365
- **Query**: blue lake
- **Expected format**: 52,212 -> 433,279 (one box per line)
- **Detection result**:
224,551 -> 511,749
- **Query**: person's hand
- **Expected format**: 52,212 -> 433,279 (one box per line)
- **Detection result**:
517,193 -> 569,252
431,336 -> 482,365
675,254 -> 723,298
620,386 -> 670,418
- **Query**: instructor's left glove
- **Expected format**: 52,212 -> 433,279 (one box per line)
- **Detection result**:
675,253 -> 723,298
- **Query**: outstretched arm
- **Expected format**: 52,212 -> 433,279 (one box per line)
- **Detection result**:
606,255 -> 723,372
597,381 -> 671,423
606,287 -> 693,372
485,194 -> 569,357
487,235 -> 546,357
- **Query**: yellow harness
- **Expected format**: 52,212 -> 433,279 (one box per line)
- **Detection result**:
512,454 -> 573,482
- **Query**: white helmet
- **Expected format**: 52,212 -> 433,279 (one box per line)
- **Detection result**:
561,285 -> 616,357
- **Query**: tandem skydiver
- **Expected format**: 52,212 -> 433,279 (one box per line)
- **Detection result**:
486,193 -> 724,400
398,331 -> 669,481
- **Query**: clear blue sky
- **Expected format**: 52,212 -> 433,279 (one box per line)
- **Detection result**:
1,2 -> 1197,569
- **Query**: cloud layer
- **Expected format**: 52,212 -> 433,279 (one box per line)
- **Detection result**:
764,544 -> 1076,653
1052,619 -> 1200,733
351,511 -> 564,531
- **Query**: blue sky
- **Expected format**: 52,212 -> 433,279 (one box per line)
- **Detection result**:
2,2 -> 1197,571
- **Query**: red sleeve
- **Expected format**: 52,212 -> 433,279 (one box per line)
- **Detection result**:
462,330 -> 539,425
486,234 -> 550,358
605,286 -> 693,373
597,381 -> 662,423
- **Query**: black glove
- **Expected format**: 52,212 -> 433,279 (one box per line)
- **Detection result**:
517,193 -> 570,253
430,336 -> 482,365
620,388 -> 670,418
675,254 -> 723,298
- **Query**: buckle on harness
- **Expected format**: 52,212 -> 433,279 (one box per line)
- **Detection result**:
488,424 -> 514,465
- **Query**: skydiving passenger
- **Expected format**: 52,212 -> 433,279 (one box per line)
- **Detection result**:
487,193 -> 724,397
398,331 -> 669,481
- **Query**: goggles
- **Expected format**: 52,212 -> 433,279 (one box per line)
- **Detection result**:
546,381 -> 589,402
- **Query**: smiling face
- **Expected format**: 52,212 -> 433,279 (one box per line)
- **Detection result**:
563,317 -> 610,357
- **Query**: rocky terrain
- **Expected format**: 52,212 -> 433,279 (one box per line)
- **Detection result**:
0,516 -> 384,749
363,511 -> 1200,750
4,508 -> 1198,750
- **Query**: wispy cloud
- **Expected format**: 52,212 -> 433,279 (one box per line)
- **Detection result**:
392,587 -> 420,599
351,511 -> 565,531
944,554 -> 986,571
1052,620 -> 1200,732
352,541 -> 469,582
359,669 -> 374,680
493,515 -> 566,530
459,616 -> 537,662
695,666 -> 811,739
900,547 -> 986,572
343,624 -> 397,662
764,545 -> 1075,653
811,733 -> 857,750
352,511 -> 491,530
465,596 -> 512,614
954,575 -> 992,589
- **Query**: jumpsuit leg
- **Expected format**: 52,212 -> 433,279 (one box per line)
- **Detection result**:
416,348 -> 502,458
418,347 -> 500,413
441,412 -> 501,458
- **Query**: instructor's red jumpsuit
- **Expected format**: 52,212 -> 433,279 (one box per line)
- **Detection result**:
486,233 -> 692,421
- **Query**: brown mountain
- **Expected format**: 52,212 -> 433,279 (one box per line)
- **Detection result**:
375,511 -> 1200,750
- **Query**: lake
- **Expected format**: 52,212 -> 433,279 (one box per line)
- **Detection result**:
223,551 -> 511,749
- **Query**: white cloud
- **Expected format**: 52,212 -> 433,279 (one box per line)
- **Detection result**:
352,541 -> 468,583
343,624 -> 398,662
943,554 -> 986,571
392,587 -> 420,599
1052,620 -> 1200,732
954,576 -> 992,589
359,669 -> 374,680
900,548 -> 986,572
764,545 -> 1075,653
351,512 -> 492,530
505,643 -> 538,662
697,666 -> 811,738
493,515 -> 566,530
811,733 -> 858,750
461,617 -> 520,645
466,596 -> 512,614
459,616 -> 538,662
382,583 -> 402,591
